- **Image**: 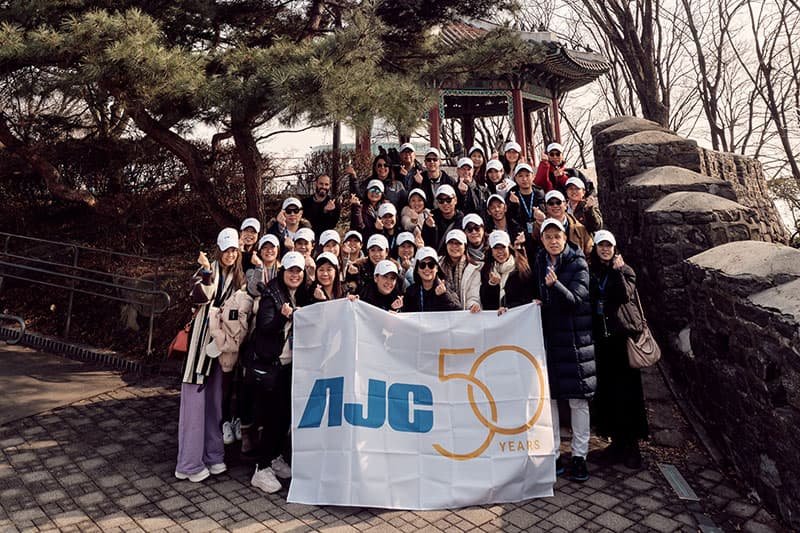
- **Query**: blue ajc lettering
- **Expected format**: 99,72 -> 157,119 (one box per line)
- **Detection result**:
298,378 -> 433,433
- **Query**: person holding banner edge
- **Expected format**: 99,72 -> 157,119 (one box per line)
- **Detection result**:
532,218 -> 596,482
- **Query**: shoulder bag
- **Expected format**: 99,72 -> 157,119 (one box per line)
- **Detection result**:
626,290 -> 661,368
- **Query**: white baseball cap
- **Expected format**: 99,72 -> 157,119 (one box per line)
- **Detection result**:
486,160 -> 504,172
514,163 -> 534,176
319,229 -> 341,245
240,217 -> 261,233
468,145 -> 485,156
415,246 -> 438,262
367,234 -> 389,250
408,188 -> 427,201
257,234 -> 279,249
343,230 -> 363,242
541,218 -> 566,233
457,157 -> 474,169
425,147 -> 441,158
374,260 -> 399,277
396,232 -> 416,247
594,230 -> 617,246
216,228 -> 239,251
399,142 -> 415,153
462,213 -> 484,229
315,251 -> 340,266
366,179 -> 385,193
281,251 -> 305,270
488,230 -> 511,248
294,227 -> 315,243
486,193 -> 506,206
377,203 -> 397,217
565,177 -> 585,189
435,184 -> 456,198
446,229 -> 467,244
504,141 -> 522,153
282,197 -> 302,210
546,142 -> 564,153
545,190 -> 566,203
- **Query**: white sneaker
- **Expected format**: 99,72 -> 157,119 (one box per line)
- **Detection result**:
208,463 -> 227,475
222,421 -> 234,445
271,455 -> 292,479
175,467 -> 210,483
232,418 -> 242,441
251,466 -> 282,494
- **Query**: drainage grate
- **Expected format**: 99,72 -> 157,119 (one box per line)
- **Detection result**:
0,325 -> 143,373
658,463 -> 700,501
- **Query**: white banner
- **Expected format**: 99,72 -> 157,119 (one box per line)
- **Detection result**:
288,299 -> 554,510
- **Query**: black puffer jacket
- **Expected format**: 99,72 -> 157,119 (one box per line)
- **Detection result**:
246,277 -> 308,371
533,242 -> 596,400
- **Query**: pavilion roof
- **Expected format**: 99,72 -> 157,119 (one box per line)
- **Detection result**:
438,20 -> 610,93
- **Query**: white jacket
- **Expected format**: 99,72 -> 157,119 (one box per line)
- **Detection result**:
207,289 -> 254,372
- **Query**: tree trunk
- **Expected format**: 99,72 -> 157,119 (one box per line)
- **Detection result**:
124,101 -> 236,227
0,114 -> 97,206
231,120 -> 266,222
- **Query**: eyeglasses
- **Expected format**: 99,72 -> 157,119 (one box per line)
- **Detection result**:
375,163 -> 389,168
285,208 -> 300,214
418,260 -> 437,270
437,197 -> 453,204
546,200 -> 563,206
549,151 -> 562,156
465,224 -> 482,233
425,157 -> 439,163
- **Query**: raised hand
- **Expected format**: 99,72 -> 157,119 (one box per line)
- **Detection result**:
391,295 -> 403,310
251,254 -> 262,267
508,191 -> 519,204
324,198 -> 336,212
347,262 -> 359,275
276,210 -> 287,227
533,206 -> 545,223
488,271 -> 501,286
413,169 -> 423,185
469,303 -> 480,313
284,236 -> 294,251
545,266 -> 558,287
280,302 -> 293,318
612,254 -> 625,270
458,178 -> 468,194
434,278 -> 447,296
197,251 -> 211,271
313,285 -> 326,301
350,193 -> 361,207
375,218 -> 384,231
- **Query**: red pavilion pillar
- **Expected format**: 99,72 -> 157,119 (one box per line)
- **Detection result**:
551,93 -> 562,143
511,88 -> 528,160
428,99 -> 441,149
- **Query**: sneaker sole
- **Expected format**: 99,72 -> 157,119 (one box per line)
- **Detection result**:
175,469 -> 210,483
251,480 -> 282,494
568,474 -> 589,482
209,464 -> 227,475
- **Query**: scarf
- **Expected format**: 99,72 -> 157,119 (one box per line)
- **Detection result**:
467,245 -> 485,262
492,255 -> 516,305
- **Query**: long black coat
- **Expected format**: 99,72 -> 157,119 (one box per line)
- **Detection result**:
533,242 -> 596,400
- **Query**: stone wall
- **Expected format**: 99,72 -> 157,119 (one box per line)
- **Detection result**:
685,242 -> 800,527
591,116 -> 798,527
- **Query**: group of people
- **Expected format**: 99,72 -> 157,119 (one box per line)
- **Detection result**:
175,141 -> 649,496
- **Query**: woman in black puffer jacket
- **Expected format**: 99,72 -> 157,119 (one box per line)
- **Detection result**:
243,251 -> 310,494
533,218 -> 595,483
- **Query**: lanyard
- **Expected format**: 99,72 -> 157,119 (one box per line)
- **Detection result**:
419,286 -> 424,312
519,192 -> 534,221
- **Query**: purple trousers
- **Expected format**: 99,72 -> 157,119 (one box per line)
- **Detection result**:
176,362 -> 224,475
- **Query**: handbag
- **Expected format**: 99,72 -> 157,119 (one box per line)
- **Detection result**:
626,290 -> 661,368
242,361 -> 282,391
167,323 -> 191,359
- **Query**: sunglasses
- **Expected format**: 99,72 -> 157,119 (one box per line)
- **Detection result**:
375,163 -> 390,168
425,157 -> 439,163
546,200 -> 563,206
437,197 -> 454,204
367,187 -> 383,194
418,260 -> 437,270
465,224 -> 482,233
285,208 -> 300,214
549,151 -> 562,156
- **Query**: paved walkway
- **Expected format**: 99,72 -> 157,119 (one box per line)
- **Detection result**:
0,349 -> 789,532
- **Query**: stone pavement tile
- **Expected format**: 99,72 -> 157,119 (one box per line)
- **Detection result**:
643,513 -> 682,533
135,517 -> 179,530
548,509 -> 587,530
458,507 -> 495,526
117,494 -> 149,509
743,519 -> 779,533
595,510 -> 635,532
157,495 -> 192,513
182,517 -> 221,533
318,525 -> 360,533
631,495 -> 662,512
227,519 -> 265,533
503,508 -> 539,530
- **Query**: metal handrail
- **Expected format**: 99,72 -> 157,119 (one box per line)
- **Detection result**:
0,314 -> 25,345
0,232 -> 171,355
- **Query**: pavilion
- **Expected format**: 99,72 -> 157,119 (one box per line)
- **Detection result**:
354,19 -> 610,162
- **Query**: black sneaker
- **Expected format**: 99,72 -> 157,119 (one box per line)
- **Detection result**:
623,444 -> 643,470
555,456 -> 566,476
569,456 -> 589,482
